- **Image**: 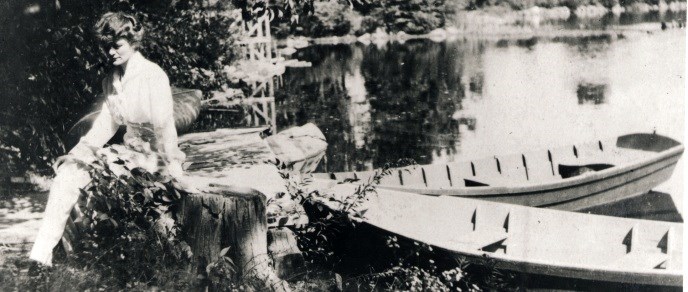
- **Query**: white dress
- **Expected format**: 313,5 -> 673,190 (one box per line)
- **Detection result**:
29,52 -> 185,265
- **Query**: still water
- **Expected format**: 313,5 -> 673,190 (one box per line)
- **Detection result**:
276,29 -> 685,209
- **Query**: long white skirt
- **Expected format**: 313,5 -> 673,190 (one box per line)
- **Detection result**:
29,144 -> 162,265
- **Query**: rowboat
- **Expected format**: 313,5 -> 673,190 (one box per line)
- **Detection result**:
265,123 -> 327,173
311,133 -> 683,211
307,180 -> 683,286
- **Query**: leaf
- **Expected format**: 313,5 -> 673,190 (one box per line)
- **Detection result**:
154,182 -> 166,190
219,246 -> 231,257
144,188 -> 153,199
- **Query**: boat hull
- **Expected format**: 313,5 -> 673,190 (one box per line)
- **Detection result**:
309,181 -> 684,287
380,150 -> 682,211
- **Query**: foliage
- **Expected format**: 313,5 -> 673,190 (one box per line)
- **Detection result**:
285,164 -> 392,268
280,160 -> 515,291
0,0 -> 239,175
354,0 -> 447,34
358,238 -> 519,291
358,15 -> 385,34
296,1 -> 354,37
67,154 -> 194,289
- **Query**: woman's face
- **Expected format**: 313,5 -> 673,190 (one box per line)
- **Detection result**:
104,38 -> 136,67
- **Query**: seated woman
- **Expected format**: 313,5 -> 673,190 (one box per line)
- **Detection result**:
29,12 -> 185,266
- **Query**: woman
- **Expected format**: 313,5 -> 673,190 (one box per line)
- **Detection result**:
29,12 -> 185,266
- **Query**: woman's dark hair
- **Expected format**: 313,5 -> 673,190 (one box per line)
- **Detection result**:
94,12 -> 144,48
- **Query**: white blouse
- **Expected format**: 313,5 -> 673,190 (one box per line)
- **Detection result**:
70,52 -> 185,177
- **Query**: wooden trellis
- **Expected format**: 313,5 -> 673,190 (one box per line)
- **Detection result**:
236,14 -> 278,133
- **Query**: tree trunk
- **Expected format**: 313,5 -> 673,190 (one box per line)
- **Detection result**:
178,185 -> 289,291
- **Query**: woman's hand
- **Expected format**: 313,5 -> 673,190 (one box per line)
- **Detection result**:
166,161 -> 184,178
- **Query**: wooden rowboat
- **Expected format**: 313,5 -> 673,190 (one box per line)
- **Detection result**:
307,180 -> 683,286
312,133 -> 683,211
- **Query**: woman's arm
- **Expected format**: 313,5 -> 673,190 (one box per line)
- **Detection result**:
147,70 -> 186,178
67,79 -> 120,163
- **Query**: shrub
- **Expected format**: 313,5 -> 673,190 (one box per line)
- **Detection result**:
358,15 -> 384,34
67,152 -> 194,289
364,0 -> 447,34
293,1 -> 353,37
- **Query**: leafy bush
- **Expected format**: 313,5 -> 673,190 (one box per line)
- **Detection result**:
357,15 -> 384,34
281,160 -> 517,291
282,0 -> 353,38
361,0 -> 446,34
66,153 -> 194,289
311,1 -> 353,37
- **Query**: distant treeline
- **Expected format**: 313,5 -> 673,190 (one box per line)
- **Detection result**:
273,0 -> 686,37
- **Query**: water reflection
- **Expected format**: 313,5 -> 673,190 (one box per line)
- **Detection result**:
576,82 -> 607,104
278,30 -> 684,178
556,10 -> 686,30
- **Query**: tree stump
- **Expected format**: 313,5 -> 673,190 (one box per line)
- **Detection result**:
268,227 -> 306,280
177,185 -> 289,291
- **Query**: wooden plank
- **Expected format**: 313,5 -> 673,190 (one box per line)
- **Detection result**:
399,166 -> 426,188
494,154 -> 528,182
422,164 -> 452,188
522,150 -> 559,182
446,161 -> 475,187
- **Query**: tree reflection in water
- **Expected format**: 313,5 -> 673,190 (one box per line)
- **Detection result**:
277,40 -> 487,172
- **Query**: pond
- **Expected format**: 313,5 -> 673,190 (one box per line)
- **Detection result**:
276,25 -> 685,212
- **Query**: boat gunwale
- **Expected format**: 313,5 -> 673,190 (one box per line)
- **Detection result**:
377,146 -> 683,198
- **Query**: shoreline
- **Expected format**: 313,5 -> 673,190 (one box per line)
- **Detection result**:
273,3 -> 686,48
275,22 -> 683,48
